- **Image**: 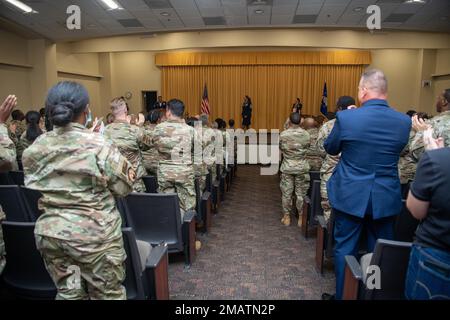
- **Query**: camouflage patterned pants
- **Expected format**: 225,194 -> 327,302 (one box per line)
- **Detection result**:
209,164 -> 217,182
320,171 -> 332,221
158,164 -> 196,213
133,178 -> 146,193
35,235 -> 126,300
280,172 -> 310,216
198,175 -> 206,193
307,157 -> 323,171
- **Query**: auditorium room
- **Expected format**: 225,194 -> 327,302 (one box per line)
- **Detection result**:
0,0 -> 449,307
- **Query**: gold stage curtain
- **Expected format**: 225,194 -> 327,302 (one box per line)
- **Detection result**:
158,52 -> 369,130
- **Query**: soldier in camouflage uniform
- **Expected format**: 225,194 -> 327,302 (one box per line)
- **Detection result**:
0,95 -> 18,275
303,117 -> 322,171
199,114 -> 216,191
16,111 -> 43,161
279,112 -> 310,227
152,99 -> 201,216
316,96 -> 356,221
398,129 -> 417,185
141,110 -> 160,176
410,89 -> 450,161
210,121 -> 223,182
22,82 -> 136,300
8,109 -> 26,146
104,97 -> 151,192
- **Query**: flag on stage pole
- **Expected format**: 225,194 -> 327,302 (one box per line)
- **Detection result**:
320,82 -> 328,116
201,84 -> 210,115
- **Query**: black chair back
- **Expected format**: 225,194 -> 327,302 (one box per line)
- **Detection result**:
124,193 -> 183,252
20,187 -> 43,221
309,180 -> 322,224
9,171 -> 25,186
122,227 -> 146,300
0,185 -> 32,222
115,197 -> 129,228
142,176 -> 158,193
364,239 -> 412,300
1,221 -> 56,299
394,200 -> 419,243
308,170 -> 320,197
206,172 -> 212,193
194,178 -> 202,224
0,173 -> 13,185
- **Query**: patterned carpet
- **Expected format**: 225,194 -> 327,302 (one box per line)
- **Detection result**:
168,165 -> 335,300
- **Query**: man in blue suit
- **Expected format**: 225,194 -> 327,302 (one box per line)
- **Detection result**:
323,69 -> 411,300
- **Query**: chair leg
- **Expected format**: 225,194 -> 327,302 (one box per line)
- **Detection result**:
315,223 -> 325,274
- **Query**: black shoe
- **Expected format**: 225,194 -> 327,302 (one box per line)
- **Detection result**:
321,293 -> 335,300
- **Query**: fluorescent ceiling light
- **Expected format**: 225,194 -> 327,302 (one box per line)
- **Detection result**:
4,0 -> 34,13
404,0 -> 426,4
100,0 -> 120,10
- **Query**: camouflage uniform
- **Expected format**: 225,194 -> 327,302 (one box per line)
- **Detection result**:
279,125 -> 310,220
0,123 -> 17,275
23,122 -> 135,300
16,131 -> 32,161
210,128 -> 224,181
8,120 -> 25,146
141,123 -> 159,176
152,118 -> 199,215
305,127 -> 322,171
410,110 -> 450,161
398,130 -> 417,184
316,119 -> 339,221
104,120 -> 151,192
202,125 -> 217,189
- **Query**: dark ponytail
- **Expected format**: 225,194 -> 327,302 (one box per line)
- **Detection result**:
46,81 -> 89,127
25,111 -> 43,142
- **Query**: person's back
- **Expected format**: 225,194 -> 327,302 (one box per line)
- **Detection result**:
23,81 -> 135,300
279,113 -> 310,227
405,147 -> 450,300
327,104 -> 410,217
104,97 -> 150,192
305,124 -> 322,171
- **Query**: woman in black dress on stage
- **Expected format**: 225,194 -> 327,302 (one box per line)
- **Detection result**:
241,95 -> 252,130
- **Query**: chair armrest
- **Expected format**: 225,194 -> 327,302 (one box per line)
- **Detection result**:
183,210 -> 196,224
201,191 -> 211,201
343,255 -> 363,300
144,245 -> 169,300
317,215 -> 328,229
344,255 -> 363,280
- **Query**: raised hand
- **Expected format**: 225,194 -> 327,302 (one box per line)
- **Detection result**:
412,114 -> 430,132
0,95 -> 17,124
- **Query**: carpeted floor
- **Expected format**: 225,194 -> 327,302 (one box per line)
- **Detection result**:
168,165 -> 335,300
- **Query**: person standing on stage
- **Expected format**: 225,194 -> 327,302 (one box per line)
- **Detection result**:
292,98 -> 303,113
241,96 -> 252,130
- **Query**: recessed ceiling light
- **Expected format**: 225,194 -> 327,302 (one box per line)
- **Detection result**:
353,7 -> 364,12
99,0 -> 120,10
4,0 -> 36,13
255,9 -> 264,14
160,12 -> 170,16
404,0 -> 426,4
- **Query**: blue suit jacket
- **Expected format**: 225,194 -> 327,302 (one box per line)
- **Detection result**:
324,99 -> 411,219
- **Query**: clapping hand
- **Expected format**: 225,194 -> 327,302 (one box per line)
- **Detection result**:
423,127 -> 444,150
0,95 -> 17,124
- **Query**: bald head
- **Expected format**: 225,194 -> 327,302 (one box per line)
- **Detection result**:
303,117 -> 315,129
358,69 -> 388,104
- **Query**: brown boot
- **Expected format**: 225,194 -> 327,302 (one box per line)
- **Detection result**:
195,240 -> 202,251
281,214 -> 291,226
298,216 -> 303,228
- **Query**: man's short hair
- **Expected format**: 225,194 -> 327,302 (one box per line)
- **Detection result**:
360,69 -> 388,94
11,110 -> 24,121
147,109 -> 160,124
336,96 -> 356,111
289,112 -> 301,125
110,97 -> 127,116
228,119 -> 235,127
406,110 -> 416,117
167,99 -> 184,117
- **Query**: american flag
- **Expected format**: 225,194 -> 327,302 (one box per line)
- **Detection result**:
201,84 -> 210,115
